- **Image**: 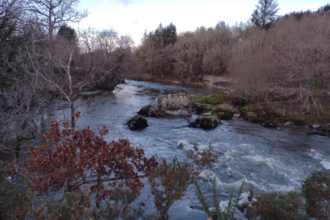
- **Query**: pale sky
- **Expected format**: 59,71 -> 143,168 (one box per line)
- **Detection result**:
73,0 -> 327,45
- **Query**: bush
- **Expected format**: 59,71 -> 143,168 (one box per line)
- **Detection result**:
195,176 -> 245,220
148,157 -> 198,220
90,190 -> 150,220
302,171 -> 330,219
34,188 -> 93,220
239,190 -> 307,220
25,120 -> 158,208
0,167 -> 34,220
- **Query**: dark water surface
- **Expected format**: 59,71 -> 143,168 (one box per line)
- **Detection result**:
29,81 -> 330,219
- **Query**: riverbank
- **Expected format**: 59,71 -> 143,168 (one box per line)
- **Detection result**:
126,74 -> 330,133
137,89 -> 330,136
125,73 -> 231,89
193,92 -> 330,135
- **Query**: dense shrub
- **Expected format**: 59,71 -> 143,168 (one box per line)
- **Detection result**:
34,188 -> 93,220
23,120 -> 158,208
0,167 -> 34,220
239,190 -> 307,220
302,171 -> 330,219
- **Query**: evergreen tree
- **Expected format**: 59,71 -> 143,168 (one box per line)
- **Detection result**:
152,23 -> 177,48
57,24 -> 76,42
251,0 -> 279,30
162,23 -> 177,47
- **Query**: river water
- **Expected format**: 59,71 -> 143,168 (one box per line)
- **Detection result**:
39,80 -> 330,219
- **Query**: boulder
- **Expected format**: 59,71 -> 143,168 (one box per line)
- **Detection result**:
138,93 -> 192,116
190,116 -> 220,129
128,115 -> 148,130
138,105 -> 151,116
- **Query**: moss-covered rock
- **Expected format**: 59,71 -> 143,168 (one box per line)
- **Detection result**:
190,116 -> 220,129
138,93 -> 192,116
213,107 -> 235,120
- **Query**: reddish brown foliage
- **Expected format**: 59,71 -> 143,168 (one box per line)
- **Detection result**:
148,146 -> 217,219
26,119 -> 158,205
148,158 -> 198,219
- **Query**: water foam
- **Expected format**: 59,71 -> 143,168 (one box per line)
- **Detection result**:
243,155 -> 276,170
308,149 -> 330,169
308,149 -> 323,159
177,140 -> 196,150
321,159 -> 330,169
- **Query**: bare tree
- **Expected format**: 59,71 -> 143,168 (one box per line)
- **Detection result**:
24,25 -> 125,132
118,35 -> 134,49
26,0 -> 88,75
26,0 -> 88,44
0,6 -> 53,155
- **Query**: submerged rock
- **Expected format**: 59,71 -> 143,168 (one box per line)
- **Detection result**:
138,93 -> 192,116
190,116 -> 220,129
128,115 -> 148,130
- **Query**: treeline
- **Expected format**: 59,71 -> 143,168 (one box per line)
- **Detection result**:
134,21 -> 234,79
132,4 -> 330,110
0,0 -> 134,154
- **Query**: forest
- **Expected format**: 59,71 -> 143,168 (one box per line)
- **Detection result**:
1,0 -> 330,219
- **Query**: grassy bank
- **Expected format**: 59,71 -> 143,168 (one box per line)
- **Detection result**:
189,92 -> 330,134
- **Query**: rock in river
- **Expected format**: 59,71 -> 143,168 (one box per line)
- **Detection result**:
138,93 -> 192,116
190,115 -> 220,129
128,115 -> 148,130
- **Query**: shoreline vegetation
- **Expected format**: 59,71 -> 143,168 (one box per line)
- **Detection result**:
128,75 -> 330,136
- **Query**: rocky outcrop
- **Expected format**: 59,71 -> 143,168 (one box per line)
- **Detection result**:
128,115 -> 148,130
190,115 -> 220,129
309,124 -> 330,136
138,93 -> 192,116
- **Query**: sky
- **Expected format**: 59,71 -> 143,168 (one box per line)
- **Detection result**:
73,0 -> 327,45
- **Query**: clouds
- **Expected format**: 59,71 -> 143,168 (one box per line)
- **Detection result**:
118,0 -> 131,7
302,1 -> 325,11
75,0 -> 327,46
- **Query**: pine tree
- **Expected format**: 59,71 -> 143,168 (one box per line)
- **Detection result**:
162,23 -> 177,47
251,0 -> 279,30
57,24 -> 77,42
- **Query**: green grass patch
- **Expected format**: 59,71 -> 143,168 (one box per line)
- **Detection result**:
212,107 -> 235,114
190,93 -> 224,105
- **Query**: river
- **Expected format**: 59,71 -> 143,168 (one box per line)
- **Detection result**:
35,80 -> 330,219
